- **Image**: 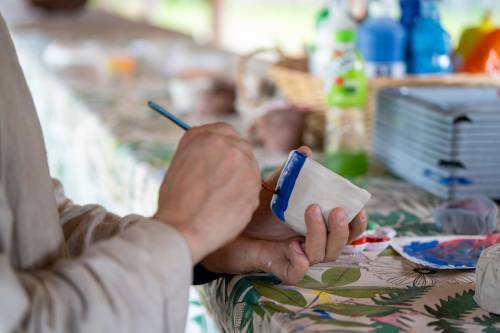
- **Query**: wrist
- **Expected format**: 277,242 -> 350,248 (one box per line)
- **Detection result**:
255,240 -> 275,273
173,225 -> 204,264
153,213 -> 205,264
202,236 -> 266,274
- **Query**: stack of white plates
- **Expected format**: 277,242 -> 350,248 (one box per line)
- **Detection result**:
373,86 -> 500,199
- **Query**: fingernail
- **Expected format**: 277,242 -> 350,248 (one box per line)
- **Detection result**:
338,209 -> 348,224
312,205 -> 323,221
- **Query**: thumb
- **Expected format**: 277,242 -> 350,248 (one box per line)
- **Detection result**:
261,240 -> 310,285
296,145 -> 313,158
265,145 -> 314,188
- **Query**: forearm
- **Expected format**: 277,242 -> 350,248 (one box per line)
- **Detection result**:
201,236 -> 267,275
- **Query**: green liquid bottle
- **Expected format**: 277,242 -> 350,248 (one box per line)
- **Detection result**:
323,0 -> 369,178
324,107 -> 368,178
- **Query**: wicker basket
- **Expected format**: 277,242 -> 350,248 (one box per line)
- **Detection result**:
268,57 -> 500,150
238,51 -> 500,151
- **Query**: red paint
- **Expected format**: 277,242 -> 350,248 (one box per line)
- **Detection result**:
351,236 -> 391,246
350,237 -> 367,245
366,236 -> 391,243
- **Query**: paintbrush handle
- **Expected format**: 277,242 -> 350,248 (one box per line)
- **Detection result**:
149,101 -> 276,194
148,101 -> 191,131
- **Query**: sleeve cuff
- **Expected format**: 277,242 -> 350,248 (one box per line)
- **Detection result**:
120,219 -> 193,332
124,218 -> 193,284
193,264 -> 227,285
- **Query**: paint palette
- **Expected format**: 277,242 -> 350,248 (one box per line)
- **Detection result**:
373,86 -> 500,199
391,234 -> 500,269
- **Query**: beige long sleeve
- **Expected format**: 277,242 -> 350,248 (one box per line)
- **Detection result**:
0,180 -> 193,333
0,10 -> 193,333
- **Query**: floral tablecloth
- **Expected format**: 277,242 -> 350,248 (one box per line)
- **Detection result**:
202,178 -> 500,332
11,13 -> 500,333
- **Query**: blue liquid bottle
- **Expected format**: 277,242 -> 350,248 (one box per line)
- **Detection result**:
357,0 -> 407,78
400,0 -> 420,31
408,0 -> 453,74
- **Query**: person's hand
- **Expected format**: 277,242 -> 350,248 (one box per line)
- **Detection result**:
244,146 -> 368,263
154,123 -> 261,264
202,146 -> 367,284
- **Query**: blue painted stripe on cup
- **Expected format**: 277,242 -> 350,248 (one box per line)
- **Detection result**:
271,151 -> 307,222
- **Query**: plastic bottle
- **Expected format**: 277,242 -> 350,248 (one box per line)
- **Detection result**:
323,0 -> 368,178
357,0 -> 406,78
408,0 -> 452,74
324,0 -> 366,108
463,28 -> 500,75
399,0 -> 420,71
324,107 -> 368,178
456,11 -> 494,70
399,0 -> 420,31
309,4 -> 334,78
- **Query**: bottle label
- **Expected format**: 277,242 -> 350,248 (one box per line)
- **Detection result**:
329,51 -> 357,76
326,49 -> 357,91
325,47 -> 367,107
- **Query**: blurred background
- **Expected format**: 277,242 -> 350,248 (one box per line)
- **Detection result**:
3,0 -> 497,200
1,0 -> 500,332
88,0 -> 500,54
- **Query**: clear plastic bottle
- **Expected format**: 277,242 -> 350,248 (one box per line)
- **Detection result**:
323,0 -> 369,178
309,5 -> 332,79
310,0 -> 360,81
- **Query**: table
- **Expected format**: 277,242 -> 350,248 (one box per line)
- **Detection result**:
203,179 -> 500,332
7,5 -> 500,333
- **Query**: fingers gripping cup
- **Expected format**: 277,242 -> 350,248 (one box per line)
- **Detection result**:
271,150 -> 371,236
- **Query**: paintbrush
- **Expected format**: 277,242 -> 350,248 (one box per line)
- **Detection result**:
148,101 -> 276,194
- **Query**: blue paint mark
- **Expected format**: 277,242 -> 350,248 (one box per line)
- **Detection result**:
313,309 -> 332,319
271,151 -> 307,222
